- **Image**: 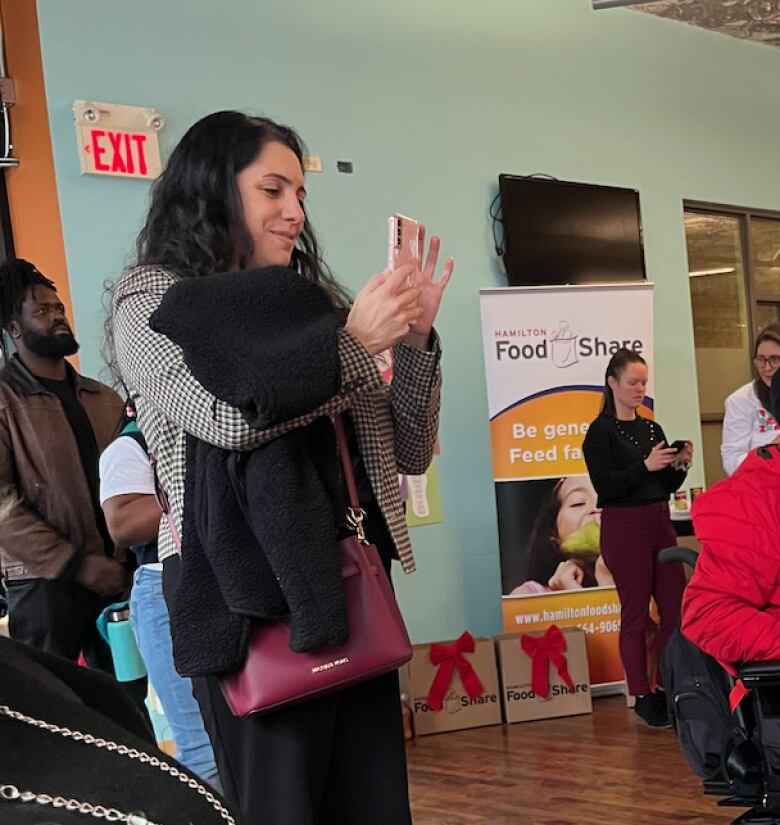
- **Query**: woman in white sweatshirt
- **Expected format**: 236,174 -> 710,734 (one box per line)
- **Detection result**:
721,323 -> 780,475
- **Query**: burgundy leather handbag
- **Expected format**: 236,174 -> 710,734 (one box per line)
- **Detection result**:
215,414 -> 412,717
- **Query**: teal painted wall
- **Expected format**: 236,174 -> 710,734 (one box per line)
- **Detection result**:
36,0 -> 780,641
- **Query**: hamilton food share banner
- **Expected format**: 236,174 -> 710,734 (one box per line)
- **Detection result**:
479,283 -> 655,687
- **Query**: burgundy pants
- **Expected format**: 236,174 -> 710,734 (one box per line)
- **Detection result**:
600,501 -> 686,696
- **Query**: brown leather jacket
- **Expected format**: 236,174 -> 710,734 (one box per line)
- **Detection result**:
0,356 -> 124,581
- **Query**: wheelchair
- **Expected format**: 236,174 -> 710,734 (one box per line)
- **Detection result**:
660,545 -> 780,825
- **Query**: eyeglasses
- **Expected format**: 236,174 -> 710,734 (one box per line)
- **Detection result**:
754,355 -> 780,369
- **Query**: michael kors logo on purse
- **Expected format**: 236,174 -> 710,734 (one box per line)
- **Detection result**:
311,657 -> 350,674
505,683 -> 589,702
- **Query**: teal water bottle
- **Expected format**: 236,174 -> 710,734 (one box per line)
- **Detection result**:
105,606 -> 147,682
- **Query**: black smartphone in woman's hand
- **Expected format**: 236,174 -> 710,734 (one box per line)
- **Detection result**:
670,440 -> 688,453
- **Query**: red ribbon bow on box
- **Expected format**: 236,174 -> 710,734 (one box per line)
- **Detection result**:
520,625 -> 574,700
426,631 -> 485,711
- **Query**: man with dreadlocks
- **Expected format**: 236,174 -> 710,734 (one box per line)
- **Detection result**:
0,258 -> 126,668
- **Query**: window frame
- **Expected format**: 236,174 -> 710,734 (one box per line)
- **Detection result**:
686,199 -> 780,415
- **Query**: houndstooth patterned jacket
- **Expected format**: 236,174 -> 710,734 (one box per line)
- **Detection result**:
112,265 -> 442,573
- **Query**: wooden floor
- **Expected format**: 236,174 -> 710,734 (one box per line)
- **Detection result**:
406,696 -> 736,825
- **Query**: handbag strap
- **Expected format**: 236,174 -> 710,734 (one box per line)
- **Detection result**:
332,413 -> 360,511
332,413 -> 368,543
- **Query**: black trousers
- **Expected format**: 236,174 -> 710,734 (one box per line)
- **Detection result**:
5,577 -> 150,716
6,577 -> 115,668
163,555 -> 413,825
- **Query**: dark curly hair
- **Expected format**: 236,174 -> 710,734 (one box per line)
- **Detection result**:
104,110 -> 351,382
0,258 -> 56,329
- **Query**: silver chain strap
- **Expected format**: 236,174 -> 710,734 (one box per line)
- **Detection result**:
0,784 -> 157,824
0,704 -> 236,825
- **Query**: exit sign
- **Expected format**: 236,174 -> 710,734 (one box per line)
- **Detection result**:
73,100 -> 164,180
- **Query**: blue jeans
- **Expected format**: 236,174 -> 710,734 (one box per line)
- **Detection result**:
130,566 -> 217,781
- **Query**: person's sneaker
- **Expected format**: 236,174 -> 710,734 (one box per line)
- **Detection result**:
634,692 -> 671,728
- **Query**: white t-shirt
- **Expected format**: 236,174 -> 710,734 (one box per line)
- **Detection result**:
721,382 -> 780,475
99,435 -> 161,569
99,435 -> 156,503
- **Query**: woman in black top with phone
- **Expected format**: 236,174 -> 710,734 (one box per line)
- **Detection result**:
583,348 -> 692,727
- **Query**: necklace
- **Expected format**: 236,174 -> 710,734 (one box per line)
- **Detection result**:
610,415 -> 659,458
0,704 -> 236,825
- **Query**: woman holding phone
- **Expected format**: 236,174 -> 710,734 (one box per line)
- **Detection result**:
108,110 -> 453,825
583,348 -> 691,728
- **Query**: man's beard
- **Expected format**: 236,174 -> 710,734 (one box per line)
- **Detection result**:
22,327 -> 80,359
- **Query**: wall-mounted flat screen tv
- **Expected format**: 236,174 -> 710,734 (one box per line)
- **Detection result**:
498,175 -> 646,286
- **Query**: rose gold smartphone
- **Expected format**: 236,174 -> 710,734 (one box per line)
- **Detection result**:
387,214 -> 422,276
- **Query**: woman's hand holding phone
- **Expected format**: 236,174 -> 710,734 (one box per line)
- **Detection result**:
405,229 -> 454,343
671,440 -> 694,471
387,215 -> 454,348
345,265 -> 422,355
644,441 -> 678,472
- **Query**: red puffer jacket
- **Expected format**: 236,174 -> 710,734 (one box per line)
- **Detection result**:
682,443 -> 780,670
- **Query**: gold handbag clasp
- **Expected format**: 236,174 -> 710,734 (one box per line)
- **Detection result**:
346,506 -> 368,544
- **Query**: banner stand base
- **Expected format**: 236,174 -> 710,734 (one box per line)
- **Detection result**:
591,681 -> 625,698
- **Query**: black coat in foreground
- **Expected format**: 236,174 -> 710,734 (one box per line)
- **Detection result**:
150,267 -> 349,676
0,635 -> 239,825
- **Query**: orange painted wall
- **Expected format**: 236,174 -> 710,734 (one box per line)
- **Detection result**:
0,0 -> 75,337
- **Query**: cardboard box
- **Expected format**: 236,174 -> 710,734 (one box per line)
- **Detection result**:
496,627 -> 592,723
398,660 -> 411,702
405,635 -> 502,736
